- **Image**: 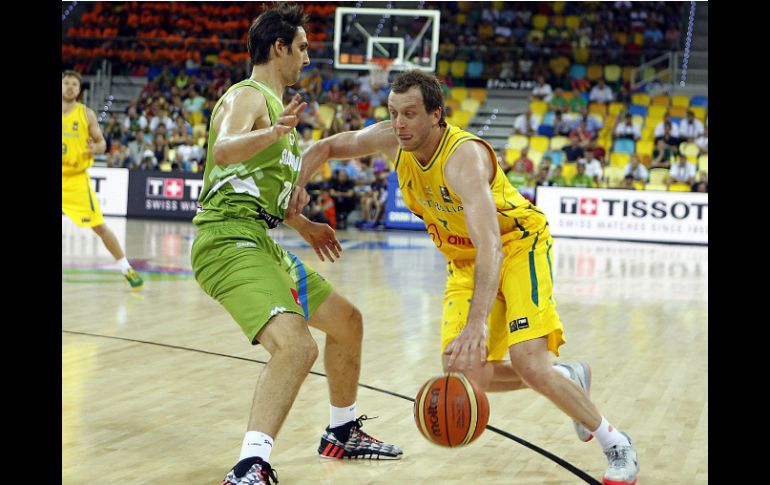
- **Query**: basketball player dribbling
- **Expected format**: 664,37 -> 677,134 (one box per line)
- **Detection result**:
61,70 -> 144,290
292,70 -> 639,485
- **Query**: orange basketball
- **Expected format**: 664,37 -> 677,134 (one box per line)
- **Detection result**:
413,372 -> 490,447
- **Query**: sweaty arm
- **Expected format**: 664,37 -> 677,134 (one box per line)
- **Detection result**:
85,108 -> 107,155
443,141 -> 503,367
298,121 -> 398,186
213,89 -> 306,166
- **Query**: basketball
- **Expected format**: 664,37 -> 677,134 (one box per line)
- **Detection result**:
413,372 -> 490,447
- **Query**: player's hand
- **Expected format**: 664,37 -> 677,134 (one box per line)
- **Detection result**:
82,139 -> 95,157
444,322 -> 488,372
273,94 -> 308,137
298,221 -> 342,263
287,185 -> 310,219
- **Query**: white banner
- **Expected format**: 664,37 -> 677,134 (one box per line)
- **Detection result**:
535,186 -> 708,245
89,167 -> 128,216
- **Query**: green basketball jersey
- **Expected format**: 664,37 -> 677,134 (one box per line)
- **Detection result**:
193,79 -> 301,227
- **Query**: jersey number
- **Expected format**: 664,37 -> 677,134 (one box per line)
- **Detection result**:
277,181 -> 293,211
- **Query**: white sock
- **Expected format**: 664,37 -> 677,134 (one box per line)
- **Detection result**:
117,257 -> 132,275
239,431 -> 274,462
553,364 -> 571,379
330,402 -> 357,428
592,416 -> 630,451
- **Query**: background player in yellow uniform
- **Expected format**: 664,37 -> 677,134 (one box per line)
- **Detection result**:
62,70 -> 143,289
290,71 -> 639,485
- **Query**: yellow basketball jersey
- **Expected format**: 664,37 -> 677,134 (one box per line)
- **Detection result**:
394,123 -> 547,261
62,103 -> 93,176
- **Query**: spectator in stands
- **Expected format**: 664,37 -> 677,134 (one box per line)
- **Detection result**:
656,120 -> 680,148
569,119 -> 595,147
330,169 -> 356,229
499,53 -> 516,79
577,105 -> 604,132
614,113 -> 640,141
153,133 -> 170,165
586,138 -> 607,164
553,110 -> 572,136
359,169 -> 388,229
532,75 -> 553,102
569,89 -> 587,112
679,110 -> 705,142
580,148 -> 604,186
668,153 -> 697,186
563,135 -> 585,162
649,138 -> 674,169
569,161 -> 596,188
616,83 -> 632,104
513,107 -> 539,136
518,53 -> 533,80
550,88 -> 568,112
654,113 -> 679,139
589,78 -> 614,104
694,126 -> 708,154
533,165 -> 555,187
548,165 -> 568,186
643,20 -> 664,46
299,127 -> 315,153
620,174 -> 637,190
183,86 -> 207,117
108,140 -> 133,168
149,108 -> 175,134
139,148 -> 158,171
506,159 -> 531,189
514,147 -> 535,174
691,171 -> 708,193
624,154 -> 649,182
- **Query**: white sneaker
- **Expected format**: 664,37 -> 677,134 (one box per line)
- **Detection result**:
602,431 -> 639,485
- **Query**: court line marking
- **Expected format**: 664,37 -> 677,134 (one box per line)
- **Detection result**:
62,329 -> 603,484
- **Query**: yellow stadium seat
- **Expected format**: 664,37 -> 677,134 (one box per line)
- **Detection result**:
641,127 -> 656,142
636,140 -> 654,158
573,47 -> 590,64
631,93 -> 650,106
623,66 -> 635,83
587,64 -> 603,81
646,116 -> 663,130
597,135 -> 613,151
589,103 -> 607,117
196,137 -> 206,148
449,87 -> 468,102
166,148 -> 175,163
549,136 -> 570,150
650,94 -> 670,106
374,106 -> 389,120
690,106 -> 707,121
603,166 -> 625,188
444,98 -> 460,111
633,32 -> 644,46
460,97 -> 480,115
679,142 -> 700,158
642,67 -> 656,82
530,100 -> 549,116
632,115 -> 645,128
552,15 -> 565,28
644,183 -> 668,191
632,181 -> 645,190
317,104 -> 336,130
608,102 -> 626,116
649,168 -> 670,185
647,105 -> 668,119
507,135 -> 529,150
698,154 -> 708,172
468,88 -> 487,103
189,111 -> 203,125
604,64 -> 621,83
159,161 -> 172,172
610,152 -> 630,168
672,94 -> 691,108
561,162 -> 578,180
529,135 -> 550,153
450,60 -> 467,78
668,106 -> 688,118
686,155 -> 697,165
565,15 -> 581,31
532,113 -> 543,124
532,14 -> 548,30
549,56 -> 571,76
669,182 -> 691,192
504,148 -> 521,164
437,59 -> 450,77
552,1 -> 565,14
562,91 -> 574,101
452,109 -> 472,128
529,150 -> 544,166
312,128 -> 323,141
192,122 -> 207,140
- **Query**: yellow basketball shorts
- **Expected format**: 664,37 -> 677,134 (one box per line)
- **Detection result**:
441,226 -> 566,360
62,172 -> 104,227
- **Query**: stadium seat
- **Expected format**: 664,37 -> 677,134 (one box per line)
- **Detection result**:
631,93 -> 650,106
632,115 -> 645,128
467,60 -> 484,79
537,124 -> 554,140
561,162 -> 578,180
312,128 -> 323,141
643,182 -> 667,191
641,126 -> 656,142
610,152 -> 630,168
632,181 -> 645,190
504,148 -> 520,164
568,64 -> 587,80
649,168 -> 670,185
547,150 -> 565,166
604,64 -> 621,83
613,139 -> 635,154
690,106 -> 707,121
587,64 -> 603,82
647,105 -> 668,119
603,166 -> 625,187
460,97 -> 481,115
690,96 -> 708,107
530,100 -> 549,116
532,14 -> 548,30
651,94 -> 670,106
679,142 -> 700,158
317,104 -> 336,130
622,66 -> 635,83
549,136 -> 570,150
589,102 -> 607,117
552,15 -> 565,28
608,102 -> 625,116
698,154 -> 708,173
374,106 -> 389,120
573,47 -> 590,65
645,115 -> 663,130
444,98 -> 460,111
452,109 -> 472,128
437,59 -> 450,77
449,87 -> 468,102
628,104 -> 648,117
190,111 -> 203,125
672,94 -> 691,108
668,182 -> 691,192
636,140 -> 654,159
507,135 -> 529,150
468,88 -> 487,103
529,135 -> 550,153
529,150 -> 544,166
450,60 -> 467,78
668,105 -> 688,118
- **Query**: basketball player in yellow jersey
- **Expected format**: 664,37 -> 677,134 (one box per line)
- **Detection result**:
62,70 -> 143,290
291,70 -> 639,485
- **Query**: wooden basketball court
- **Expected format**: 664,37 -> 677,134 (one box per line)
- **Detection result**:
62,216 -> 708,484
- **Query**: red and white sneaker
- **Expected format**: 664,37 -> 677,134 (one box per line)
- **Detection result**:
318,415 -> 403,460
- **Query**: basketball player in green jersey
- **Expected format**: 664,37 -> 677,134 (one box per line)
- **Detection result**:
62,70 -> 144,290
191,5 -> 402,484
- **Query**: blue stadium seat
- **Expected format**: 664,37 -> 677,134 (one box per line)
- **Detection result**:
628,104 -> 648,117
569,64 -> 587,80
613,138 -> 636,154
690,96 -> 708,107
467,60 -> 484,79
547,150 -> 565,166
542,111 -> 555,126
537,124 -> 554,137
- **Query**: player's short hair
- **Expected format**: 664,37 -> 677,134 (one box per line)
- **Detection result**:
248,3 -> 308,66
391,70 -> 446,128
62,70 -> 83,99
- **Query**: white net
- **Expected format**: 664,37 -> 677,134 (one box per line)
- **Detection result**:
368,58 -> 394,87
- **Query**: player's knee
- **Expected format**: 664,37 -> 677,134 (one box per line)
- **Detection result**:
92,224 -> 106,236
292,333 -> 319,370
512,364 -> 551,392
346,305 -> 363,340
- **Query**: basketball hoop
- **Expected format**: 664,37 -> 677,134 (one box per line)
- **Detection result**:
368,58 -> 394,87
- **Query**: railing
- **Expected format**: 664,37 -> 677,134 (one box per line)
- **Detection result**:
631,52 -> 674,95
